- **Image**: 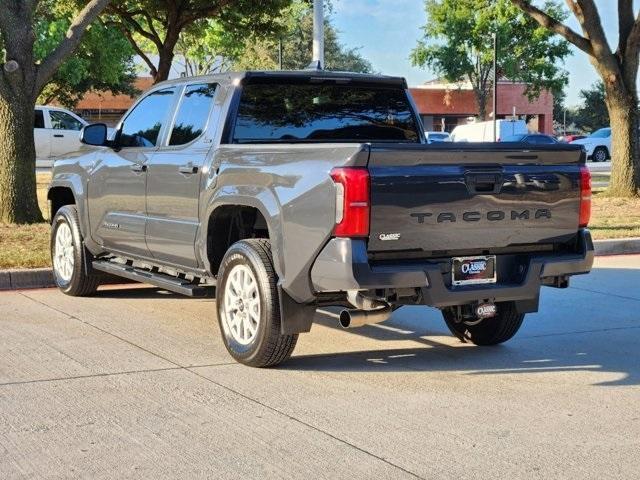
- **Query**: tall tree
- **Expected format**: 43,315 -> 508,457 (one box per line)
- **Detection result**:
108,0 -> 292,83
576,81 -> 609,132
411,0 -> 570,120
0,0 -> 110,224
234,3 -> 373,73
511,1 -> 640,197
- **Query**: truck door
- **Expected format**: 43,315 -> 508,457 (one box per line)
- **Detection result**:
87,87 -> 177,258
34,108 -> 51,164
48,109 -> 85,158
145,83 -> 218,268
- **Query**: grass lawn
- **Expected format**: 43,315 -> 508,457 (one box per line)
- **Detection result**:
0,173 -> 639,270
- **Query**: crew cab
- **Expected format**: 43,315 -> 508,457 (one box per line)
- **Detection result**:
48,71 -> 594,367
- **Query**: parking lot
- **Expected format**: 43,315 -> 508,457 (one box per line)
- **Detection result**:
1,254 -> 639,479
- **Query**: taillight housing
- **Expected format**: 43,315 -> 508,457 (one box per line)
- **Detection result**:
579,165 -> 591,228
330,167 -> 370,237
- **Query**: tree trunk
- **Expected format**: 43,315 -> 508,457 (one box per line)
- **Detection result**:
0,92 -> 43,223
606,88 -> 640,197
474,87 -> 488,120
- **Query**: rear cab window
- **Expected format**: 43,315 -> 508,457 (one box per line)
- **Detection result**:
169,83 -> 217,146
231,78 -> 421,144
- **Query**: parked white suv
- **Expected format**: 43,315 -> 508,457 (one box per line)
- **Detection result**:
35,106 -> 88,168
570,127 -> 611,162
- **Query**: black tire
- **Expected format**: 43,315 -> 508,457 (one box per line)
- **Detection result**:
592,146 -> 608,162
50,205 -> 100,296
216,239 -> 298,367
442,302 -> 524,346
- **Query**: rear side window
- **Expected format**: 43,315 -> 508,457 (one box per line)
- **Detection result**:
119,88 -> 176,148
232,82 -> 420,143
169,83 -> 217,146
34,110 -> 45,129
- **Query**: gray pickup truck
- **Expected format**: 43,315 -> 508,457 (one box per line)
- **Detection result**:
48,70 -> 594,367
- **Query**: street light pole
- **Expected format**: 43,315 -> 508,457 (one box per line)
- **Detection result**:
492,32 -> 498,142
312,0 -> 324,69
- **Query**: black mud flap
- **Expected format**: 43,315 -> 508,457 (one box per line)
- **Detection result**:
278,286 -> 316,335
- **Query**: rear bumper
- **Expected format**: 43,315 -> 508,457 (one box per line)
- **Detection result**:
310,230 -> 594,310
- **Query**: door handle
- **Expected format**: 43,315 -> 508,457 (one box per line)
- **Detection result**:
130,164 -> 147,173
53,134 -> 64,138
178,164 -> 198,174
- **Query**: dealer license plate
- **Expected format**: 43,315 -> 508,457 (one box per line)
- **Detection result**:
451,256 -> 497,286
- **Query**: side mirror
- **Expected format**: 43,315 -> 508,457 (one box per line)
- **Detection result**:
80,123 -> 108,146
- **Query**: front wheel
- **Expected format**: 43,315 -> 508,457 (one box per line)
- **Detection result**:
216,239 -> 298,367
50,205 -> 100,296
592,146 -> 608,162
442,302 -> 524,346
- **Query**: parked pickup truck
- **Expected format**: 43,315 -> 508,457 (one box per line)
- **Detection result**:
48,71 -> 594,367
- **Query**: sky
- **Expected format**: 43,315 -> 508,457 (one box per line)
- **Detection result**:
331,0 -> 626,107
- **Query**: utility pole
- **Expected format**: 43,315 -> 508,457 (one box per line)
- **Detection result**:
312,0 -> 324,69
278,38 -> 283,70
492,32 -> 498,142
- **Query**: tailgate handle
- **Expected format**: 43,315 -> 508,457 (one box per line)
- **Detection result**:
465,173 -> 503,194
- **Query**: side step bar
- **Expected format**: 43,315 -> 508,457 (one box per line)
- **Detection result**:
92,261 -> 215,297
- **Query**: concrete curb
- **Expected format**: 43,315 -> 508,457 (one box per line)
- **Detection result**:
1,238 -> 639,291
593,237 -> 640,256
0,268 -> 54,290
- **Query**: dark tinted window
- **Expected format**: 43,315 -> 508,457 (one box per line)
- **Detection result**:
119,88 -> 175,148
169,83 -> 216,146
34,110 -> 45,129
528,135 -> 556,144
233,82 -> 420,143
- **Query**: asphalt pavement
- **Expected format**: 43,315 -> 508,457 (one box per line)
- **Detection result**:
1,255 -> 639,479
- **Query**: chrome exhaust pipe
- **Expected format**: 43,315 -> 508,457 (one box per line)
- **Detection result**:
339,306 -> 392,329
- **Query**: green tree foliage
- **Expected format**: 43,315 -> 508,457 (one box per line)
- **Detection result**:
234,2 -> 373,73
575,82 -> 609,133
108,0 -> 294,83
34,2 -> 138,108
411,0 -> 570,119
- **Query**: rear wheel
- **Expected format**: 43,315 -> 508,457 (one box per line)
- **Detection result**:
592,146 -> 608,162
216,239 -> 298,367
51,205 -> 100,296
442,301 -> 524,346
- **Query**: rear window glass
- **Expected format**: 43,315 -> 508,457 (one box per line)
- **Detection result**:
232,82 -> 420,143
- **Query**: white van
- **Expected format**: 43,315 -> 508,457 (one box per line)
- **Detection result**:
450,119 -> 528,142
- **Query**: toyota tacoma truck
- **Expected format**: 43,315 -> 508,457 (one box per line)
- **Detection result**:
48,71 -> 594,367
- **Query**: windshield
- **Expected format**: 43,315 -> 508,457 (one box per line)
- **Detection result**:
502,134 -> 527,142
232,81 -> 420,144
589,128 -> 611,138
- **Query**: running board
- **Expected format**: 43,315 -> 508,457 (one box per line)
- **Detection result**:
92,261 -> 215,297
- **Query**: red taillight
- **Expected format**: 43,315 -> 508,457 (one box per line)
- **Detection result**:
579,165 -> 591,228
330,167 -> 370,237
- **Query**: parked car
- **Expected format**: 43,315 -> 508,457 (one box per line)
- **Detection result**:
502,133 -> 558,144
570,127 -> 611,162
48,71 -> 593,367
35,106 -> 88,167
450,119 -> 528,142
563,134 -> 586,143
424,131 -> 451,143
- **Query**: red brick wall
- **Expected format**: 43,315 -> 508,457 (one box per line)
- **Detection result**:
410,83 -> 554,133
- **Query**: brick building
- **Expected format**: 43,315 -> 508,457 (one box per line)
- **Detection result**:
409,80 -> 554,134
74,77 -> 154,126
69,75 -> 553,134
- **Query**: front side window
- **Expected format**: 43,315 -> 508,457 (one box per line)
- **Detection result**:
50,110 -> 83,130
169,83 -> 217,146
119,88 -> 176,148
232,81 -> 420,143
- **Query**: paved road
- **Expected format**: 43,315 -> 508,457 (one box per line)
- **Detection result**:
1,255 -> 639,479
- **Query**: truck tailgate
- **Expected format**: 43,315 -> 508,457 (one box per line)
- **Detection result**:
367,143 -> 585,254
